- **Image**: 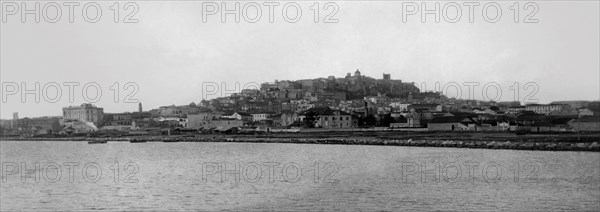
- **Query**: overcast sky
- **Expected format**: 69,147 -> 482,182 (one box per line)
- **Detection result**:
1,1 -> 599,119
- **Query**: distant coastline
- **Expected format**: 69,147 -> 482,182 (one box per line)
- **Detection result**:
2,131 -> 599,152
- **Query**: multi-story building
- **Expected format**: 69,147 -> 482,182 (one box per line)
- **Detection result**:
103,112 -> 153,127
270,111 -> 299,126
251,112 -> 271,122
550,101 -> 590,109
299,107 -> 355,128
62,103 -> 104,126
525,104 -> 574,115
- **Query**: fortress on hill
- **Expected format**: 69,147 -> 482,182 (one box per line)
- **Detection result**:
262,69 -> 423,100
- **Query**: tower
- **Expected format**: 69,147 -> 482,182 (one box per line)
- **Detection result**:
383,73 -> 393,94
138,102 -> 143,113
354,69 -> 361,77
11,112 -> 18,129
383,73 -> 391,80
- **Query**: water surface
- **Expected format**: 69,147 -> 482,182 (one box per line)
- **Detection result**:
1,141 -> 599,211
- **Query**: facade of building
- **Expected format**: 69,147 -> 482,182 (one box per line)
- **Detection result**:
408,104 -> 442,112
296,102 -> 315,112
101,111 -> 154,131
427,116 -> 475,131
251,112 -> 271,122
550,101 -> 590,109
155,116 -> 188,127
224,112 -> 253,123
270,111 -> 299,126
62,104 -> 104,126
299,107 -> 354,128
525,104 -> 574,115
187,115 -> 243,129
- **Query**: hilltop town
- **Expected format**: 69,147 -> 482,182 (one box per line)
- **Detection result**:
1,70 -> 599,137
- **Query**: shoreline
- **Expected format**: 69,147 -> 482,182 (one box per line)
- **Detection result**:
2,131 -> 599,152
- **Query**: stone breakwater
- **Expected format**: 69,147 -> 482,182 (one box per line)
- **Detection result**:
3,136 -> 599,152
198,137 -> 599,151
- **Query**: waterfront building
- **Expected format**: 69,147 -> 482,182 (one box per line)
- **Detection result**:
298,107 -> 354,128
427,116 -> 476,131
270,110 -> 299,126
62,103 -> 104,126
103,112 -> 153,129
187,115 -> 243,130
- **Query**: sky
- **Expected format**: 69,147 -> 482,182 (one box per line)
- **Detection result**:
1,1 -> 599,119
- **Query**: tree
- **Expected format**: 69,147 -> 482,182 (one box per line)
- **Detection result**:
380,114 -> 396,127
359,114 -> 377,127
303,111 -> 320,128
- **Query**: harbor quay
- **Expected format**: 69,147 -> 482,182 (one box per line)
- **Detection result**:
3,130 -> 599,152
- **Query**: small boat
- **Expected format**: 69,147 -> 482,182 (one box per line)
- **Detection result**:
88,140 -> 107,144
130,139 -> 147,143
163,138 -> 180,142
